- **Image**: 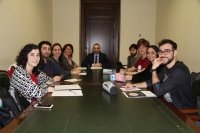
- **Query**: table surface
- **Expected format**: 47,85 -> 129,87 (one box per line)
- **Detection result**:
1,69 -> 200,133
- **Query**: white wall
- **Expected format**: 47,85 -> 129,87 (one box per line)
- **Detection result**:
52,0 -> 80,65
52,0 -> 157,66
1,0 -> 156,70
155,0 -> 200,72
0,0 -> 52,70
120,0 -> 156,65
2,0 -> 199,72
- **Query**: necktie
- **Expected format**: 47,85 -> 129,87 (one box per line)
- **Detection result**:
95,56 -> 97,63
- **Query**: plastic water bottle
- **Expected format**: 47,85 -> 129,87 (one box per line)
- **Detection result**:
110,69 -> 116,82
137,65 -> 142,72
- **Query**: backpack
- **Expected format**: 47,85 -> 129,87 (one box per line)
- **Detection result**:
0,87 -> 22,127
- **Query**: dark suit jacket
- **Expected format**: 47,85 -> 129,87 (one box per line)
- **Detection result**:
81,52 -> 112,68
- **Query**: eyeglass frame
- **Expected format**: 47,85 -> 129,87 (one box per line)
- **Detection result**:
157,49 -> 174,55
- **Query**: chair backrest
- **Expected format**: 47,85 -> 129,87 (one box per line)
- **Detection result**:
0,70 -> 10,91
191,80 -> 200,99
7,65 -> 16,78
197,96 -> 200,115
191,81 -> 200,115
116,62 -> 125,73
127,56 -> 131,68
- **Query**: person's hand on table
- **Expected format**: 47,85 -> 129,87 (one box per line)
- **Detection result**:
120,69 -> 125,74
47,87 -> 54,92
71,69 -> 81,74
126,75 -> 132,80
125,83 -> 133,90
93,63 -> 102,67
53,76 -> 62,82
73,63 -> 79,68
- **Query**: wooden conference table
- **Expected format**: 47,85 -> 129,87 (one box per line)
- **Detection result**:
1,69 -> 200,133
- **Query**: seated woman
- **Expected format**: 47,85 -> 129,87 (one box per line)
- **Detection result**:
125,45 -> 163,82
9,44 -> 54,106
62,44 -> 79,71
49,43 -> 64,68
49,43 -> 80,74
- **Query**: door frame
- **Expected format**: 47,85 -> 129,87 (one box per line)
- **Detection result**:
80,0 -> 120,67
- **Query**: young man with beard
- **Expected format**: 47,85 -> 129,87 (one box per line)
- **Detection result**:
126,39 -> 197,109
127,44 -> 140,68
120,38 -> 151,75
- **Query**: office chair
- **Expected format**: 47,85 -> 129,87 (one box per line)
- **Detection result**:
179,81 -> 200,123
0,70 -> 10,91
116,61 -> 128,73
7,65 -> 16,78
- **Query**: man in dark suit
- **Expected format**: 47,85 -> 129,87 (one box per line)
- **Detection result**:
81,43 -> 112,68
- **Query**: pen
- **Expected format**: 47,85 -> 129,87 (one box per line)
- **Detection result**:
69,90 -> 77,94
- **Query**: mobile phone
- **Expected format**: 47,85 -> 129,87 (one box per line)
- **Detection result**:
34,104 -> 53,109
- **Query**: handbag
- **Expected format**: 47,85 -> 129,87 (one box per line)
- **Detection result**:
115,73 -> 126,82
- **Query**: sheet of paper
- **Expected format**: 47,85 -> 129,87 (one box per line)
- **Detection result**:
78,73 -> 87,75
120,87 -> 141,91
64,78 -> 79,82
52,90 -> 83,96
76,67 -> 87,70
91,67 -> 102,69
55,84 -> 81,90
141,91 -> 157,97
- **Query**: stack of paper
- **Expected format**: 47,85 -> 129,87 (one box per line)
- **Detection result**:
52,90 -> 83,96
78,73 -> 87,75
120,87 -> 141,92
91,67 -> 102,69
52,84 -> 83,96
64,78 -> 81,82
55,84 -> 81,90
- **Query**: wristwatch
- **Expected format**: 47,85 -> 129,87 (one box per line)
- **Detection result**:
150,68 -> 156,73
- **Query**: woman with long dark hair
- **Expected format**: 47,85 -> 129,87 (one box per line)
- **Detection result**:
9,44 -> 54,104
49,43 -> 64,68
49,43 -> 80,74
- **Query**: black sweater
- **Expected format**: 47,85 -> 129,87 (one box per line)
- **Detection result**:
146,61 -> 197,109
132,64 -> 163,83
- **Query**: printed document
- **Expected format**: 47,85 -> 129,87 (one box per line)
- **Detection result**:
55,84 -> 81,90
52,90 -> 83,96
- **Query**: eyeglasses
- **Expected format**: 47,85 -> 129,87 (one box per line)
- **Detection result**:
157,49 -> 174,55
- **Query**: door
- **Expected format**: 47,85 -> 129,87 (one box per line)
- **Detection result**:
81,0 -> 120,67
86,20 -> 114,62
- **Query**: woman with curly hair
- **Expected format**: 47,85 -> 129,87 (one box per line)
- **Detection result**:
9,44 -> 54,106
